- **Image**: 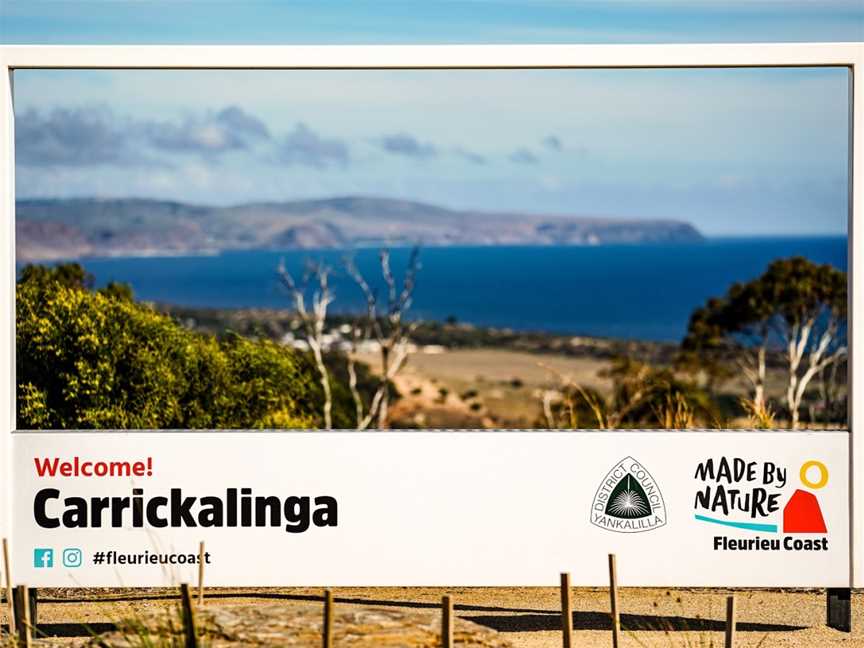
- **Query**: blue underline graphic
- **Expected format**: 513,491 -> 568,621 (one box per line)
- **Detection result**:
694,514 -> 778,533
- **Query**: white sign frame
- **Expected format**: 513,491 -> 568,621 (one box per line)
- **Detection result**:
0,42 -> 861,586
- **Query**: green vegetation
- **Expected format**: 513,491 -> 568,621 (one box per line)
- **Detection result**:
541,257 -> 847,430
680,256 -> 847,428
160,305 -> 679,367
16,264 -> 327,429
16,256 -> 846,431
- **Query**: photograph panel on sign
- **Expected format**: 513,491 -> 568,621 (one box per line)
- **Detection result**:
12,67 -> 849,431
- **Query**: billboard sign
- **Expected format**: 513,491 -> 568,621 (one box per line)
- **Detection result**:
0,43 -> 860,589
11,431 -> 849,587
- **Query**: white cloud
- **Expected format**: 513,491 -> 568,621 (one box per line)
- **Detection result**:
12,67 -> 849,234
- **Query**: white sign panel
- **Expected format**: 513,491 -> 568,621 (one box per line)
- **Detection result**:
12,430 -> 849,587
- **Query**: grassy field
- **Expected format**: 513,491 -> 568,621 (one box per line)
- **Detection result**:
359,348 -> 795,429
373,349 -> 611,428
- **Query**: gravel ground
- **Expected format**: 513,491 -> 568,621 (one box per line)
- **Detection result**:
83,602 -> 512,647
6,587 -> 864,647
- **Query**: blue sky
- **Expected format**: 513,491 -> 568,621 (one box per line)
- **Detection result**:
2,1 -> 862,45
3,2 -> 859,235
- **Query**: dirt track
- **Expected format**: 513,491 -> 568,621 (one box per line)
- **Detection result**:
14,587 -> 864,647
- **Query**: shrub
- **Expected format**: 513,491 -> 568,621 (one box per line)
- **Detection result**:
17,264 -> 324,429
537,357 -> 717,430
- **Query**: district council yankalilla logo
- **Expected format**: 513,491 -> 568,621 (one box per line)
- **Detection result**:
591,456 -> 667,533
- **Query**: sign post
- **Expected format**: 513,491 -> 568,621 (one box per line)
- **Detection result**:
838,42 -> 863,633
0,52 -> 14,558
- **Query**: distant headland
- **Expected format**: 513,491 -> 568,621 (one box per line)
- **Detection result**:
15,195 -> 703,261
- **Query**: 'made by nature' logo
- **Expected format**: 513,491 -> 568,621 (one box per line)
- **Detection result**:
693,457 -> 829,552
591,457 -> 667,533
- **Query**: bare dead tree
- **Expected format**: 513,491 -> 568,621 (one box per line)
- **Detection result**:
277,259 -> 334,430
345,247 -> 421,429
345,317 -> 371,428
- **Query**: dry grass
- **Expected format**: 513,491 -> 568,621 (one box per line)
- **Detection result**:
740,398 -> 777,430
652,392 -> 696,430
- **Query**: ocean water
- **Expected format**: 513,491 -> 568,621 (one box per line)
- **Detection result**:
78,237 -> 846,342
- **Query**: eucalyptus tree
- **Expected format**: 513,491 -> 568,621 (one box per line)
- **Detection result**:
681,285 -> 772,413
759,257 -> 847,428
682,257 -> 846,429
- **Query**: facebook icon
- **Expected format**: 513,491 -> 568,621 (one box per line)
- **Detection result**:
33,548 -> 53,568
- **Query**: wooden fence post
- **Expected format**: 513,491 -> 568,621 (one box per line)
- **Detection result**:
323,589 -> 334,648
197,542 -> 205,606
179,583 -> 199,648
560,572 -> 572,648
2,538 -> 13,636
725,595 -> 736,648
441,595 -> 453,648
15,585 -> 30,648
608,554 -> 620,648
